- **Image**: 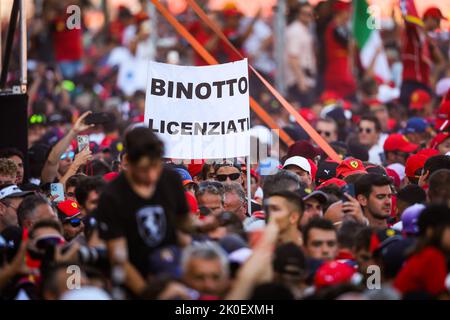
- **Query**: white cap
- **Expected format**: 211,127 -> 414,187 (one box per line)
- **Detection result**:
282,156 -> 311,175
387,163 -> 406,181
0,185 -> 32,200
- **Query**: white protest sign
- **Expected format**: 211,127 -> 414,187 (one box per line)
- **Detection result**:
145,59 -> 250,159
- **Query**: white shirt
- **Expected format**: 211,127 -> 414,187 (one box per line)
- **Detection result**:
240,18 -> 275,74
368,133 -> 388,165
284,20 -> 316,87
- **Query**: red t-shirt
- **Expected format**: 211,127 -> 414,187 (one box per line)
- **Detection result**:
394,246 -> 448,296
188,21 -> 217,66
323,21 -> 356,98
52,14 -> 83,62
401,22 -> 431,86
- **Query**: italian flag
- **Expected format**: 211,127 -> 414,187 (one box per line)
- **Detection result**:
353,0 -> 392,83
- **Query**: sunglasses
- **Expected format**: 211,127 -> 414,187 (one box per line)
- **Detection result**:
65,218 -> 82,227
317,130 -> 332,138
359,127 -> 373,134
35,235 -> 65,250
29,114 -> 46,125
198,206 -> 212,216
60,151 -> 75,160
216,173 -> 241,182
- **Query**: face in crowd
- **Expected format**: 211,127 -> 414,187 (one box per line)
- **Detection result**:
300,197 -> 324,227
224,190 -> 247,221
182,244 -> 229,297
215,165 -> 242,185
357,185 -> 393,222
197,188 -> 224,217
316,119 -> 338,144
265,195 -> 301,235
358,120 -> 379,148
304,223 -> 338,261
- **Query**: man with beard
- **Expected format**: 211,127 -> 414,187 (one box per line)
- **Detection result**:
355,174 -> 393,228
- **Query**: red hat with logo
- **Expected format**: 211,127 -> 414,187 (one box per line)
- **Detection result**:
383,134 -> 419,153
409,89 -> 431,110
336,158 -> 367,178
429,133 -> 450,149
57,199 -> 81,220
423,7 -> 447,20
315,261 -> 356,289
435,101 -> 450,131
405,154 -> 427,178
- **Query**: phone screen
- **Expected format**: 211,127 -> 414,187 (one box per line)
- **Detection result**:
341,183 -> 355,202
77,135 -> 90,153
50,183 -> 65,202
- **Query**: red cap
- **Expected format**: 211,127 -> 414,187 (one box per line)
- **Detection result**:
187,161 -> 204,179
417,148 -> 440,158
57,200 -> 81,219
383,134 -> 419,153
185,192 -> 199,214
250,169 -> 259,181
307,159 -> 318,182
299,108 -> 318,122
320,91 -> 340,104
405,154 -> 427,178
287,140 -> 322,160
423,7 -> 447,20
409,89 -> 431,110
429,133 -> 450,149
385,168 -> 400,188
435,101 -> 450,131
316,178 -> 347,190
332,1 -> 351,12
336,158 -> 367,178
315,261 -> 356,289
341,100 -> 352,110
103,172 -> 119,182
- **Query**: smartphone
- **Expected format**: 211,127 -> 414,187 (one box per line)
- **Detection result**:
50,183 -> 65,203
341,183 -> 355,202
77,135 -> 90,153
84,112 -> 113,125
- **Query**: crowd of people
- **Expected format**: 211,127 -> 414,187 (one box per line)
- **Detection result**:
1,0 -> 450,300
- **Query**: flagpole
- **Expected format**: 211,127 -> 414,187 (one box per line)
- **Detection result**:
247,155 -> 252,217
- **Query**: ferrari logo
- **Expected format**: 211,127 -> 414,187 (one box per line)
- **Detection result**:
71,202 -> 78,208
350,161 -> 359,169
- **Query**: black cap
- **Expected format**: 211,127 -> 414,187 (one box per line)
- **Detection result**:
316,160 -> 339,185
273,243 -> 306,276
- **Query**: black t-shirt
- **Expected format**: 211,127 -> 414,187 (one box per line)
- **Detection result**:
95,168 -> 189,277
